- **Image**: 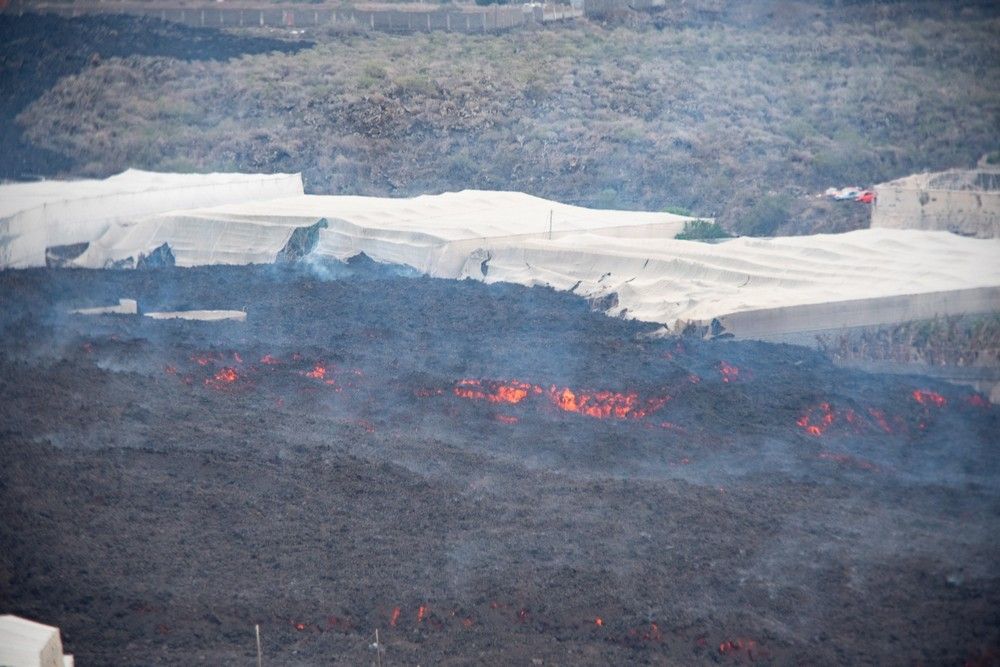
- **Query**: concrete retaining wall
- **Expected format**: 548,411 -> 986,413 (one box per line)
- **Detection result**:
717,286 -> 1000,340
872,185 -> 1000,239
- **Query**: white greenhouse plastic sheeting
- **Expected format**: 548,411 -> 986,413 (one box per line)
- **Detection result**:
1,171 -> 998,334
75,212 -> 319,267
144,310 -> 247,322
0,170 -> 303,268
0,615 -> 73,667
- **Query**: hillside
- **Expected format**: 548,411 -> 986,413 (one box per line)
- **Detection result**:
7,1 -> 1000,234
0,12 -> 308,179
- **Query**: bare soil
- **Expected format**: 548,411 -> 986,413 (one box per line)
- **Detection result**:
1,264 -> 998,665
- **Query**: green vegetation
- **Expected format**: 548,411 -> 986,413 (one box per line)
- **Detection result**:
662,205 -> 693,217
817,313 -> 1000,367
674,219 -> 731,241
16,2 -> 1000,235
736,194 -> 792,237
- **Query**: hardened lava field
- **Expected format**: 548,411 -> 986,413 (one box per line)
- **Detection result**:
1,263 -> 998,665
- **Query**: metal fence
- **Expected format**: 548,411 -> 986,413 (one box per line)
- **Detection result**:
1,0 -> 584,32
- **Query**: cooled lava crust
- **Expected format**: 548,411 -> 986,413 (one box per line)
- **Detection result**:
1,263 -> 998,665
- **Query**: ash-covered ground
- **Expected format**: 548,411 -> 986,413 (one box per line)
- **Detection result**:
1,263 -> 998,665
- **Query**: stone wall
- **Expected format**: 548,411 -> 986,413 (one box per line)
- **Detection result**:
872,169 -> 1000,238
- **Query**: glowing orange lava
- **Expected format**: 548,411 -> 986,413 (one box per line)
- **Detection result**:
796,402 -> 835,436
453,379 -> 541,404
417,605 -> 428,623
798,401 -> 907,437
260,354 -> 280,365
867,407 -> 894,434
595,617 -> 604,627
912,389 -> 946,408
718,361 -> 740,383
450,378 -> 670,421
719,638 -> 762,660
549,386 -> 669,419
204,367 -> 239,388
390,607 -> 401,627
304,364 -> 327,380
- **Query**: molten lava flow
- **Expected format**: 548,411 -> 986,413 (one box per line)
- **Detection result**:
719,638 -> 762,660
549,387 -> 669,420
304,364 -> 327,380
796,402 -> 835,436
594,617 -> 604,627
293,622 -> 307,631
867,407 -> 894,434
417,605 -> 428,623
912,389 -> 946,408
453,379 -> 541,404
389,607 -> 401,627
718,361 -> 740,383
450,377 -> 671,421
260,354 -> 280,365
799,401 -> 908,437
205,367 -> 239,389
